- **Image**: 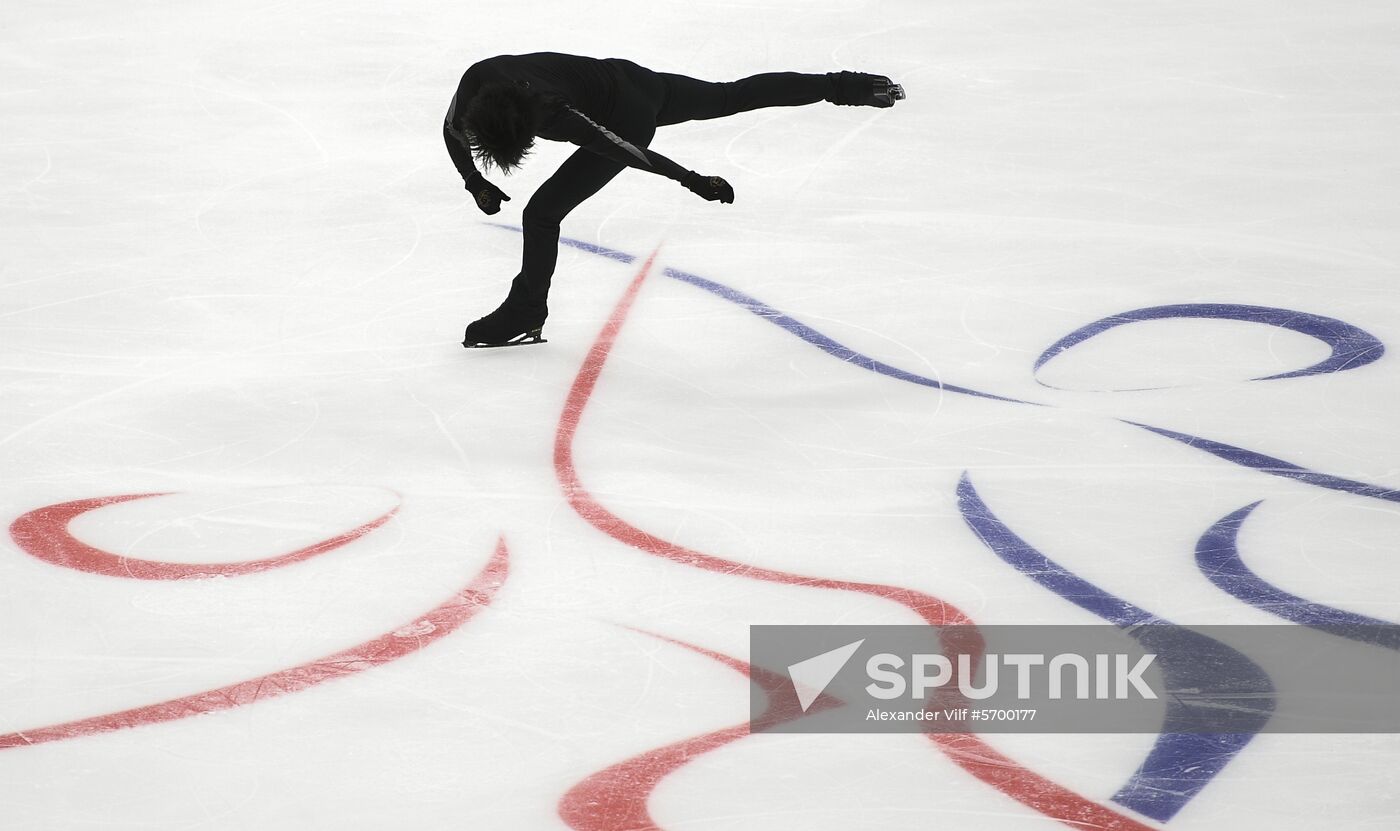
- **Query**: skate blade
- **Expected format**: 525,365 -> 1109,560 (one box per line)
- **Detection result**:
462,328 -> 547,349
874,82 -> 906,106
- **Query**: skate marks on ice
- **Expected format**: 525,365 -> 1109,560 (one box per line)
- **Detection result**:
669,267 -> 1400,504
544,228 -> 1398,504
0,499 -> 509,749
553,250 -> 1157,831
550,232 -> 1396,824
495,223 -> 1034,405
531,225 -> 1399,507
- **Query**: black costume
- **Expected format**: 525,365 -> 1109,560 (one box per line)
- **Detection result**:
445,53 -> 901,346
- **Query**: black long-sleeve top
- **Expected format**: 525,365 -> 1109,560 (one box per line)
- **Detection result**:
444,52 -> 687,185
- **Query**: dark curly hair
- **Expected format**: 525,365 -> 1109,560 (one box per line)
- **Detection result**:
461,82 -> 544,174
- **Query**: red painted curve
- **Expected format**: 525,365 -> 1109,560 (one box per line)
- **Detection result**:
0,537 -> 509,749
559,633 -> 841,831
553,252 -> 1156,830
10,492 -> 400,580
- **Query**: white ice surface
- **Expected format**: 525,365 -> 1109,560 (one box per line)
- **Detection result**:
3,1 -> 1400,828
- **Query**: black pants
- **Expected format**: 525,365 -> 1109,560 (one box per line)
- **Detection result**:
513,62 -> 831,308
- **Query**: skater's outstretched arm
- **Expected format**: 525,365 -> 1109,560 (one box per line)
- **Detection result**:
548,105 -> 684,178
549,106 -> 731,202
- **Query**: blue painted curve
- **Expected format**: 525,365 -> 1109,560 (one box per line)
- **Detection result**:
1128,422 -> 1400,504
663,266 -> 1035,405
957,472 -> 1274,822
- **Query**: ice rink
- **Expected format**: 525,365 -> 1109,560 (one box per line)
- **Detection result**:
4,0 -> 1400,828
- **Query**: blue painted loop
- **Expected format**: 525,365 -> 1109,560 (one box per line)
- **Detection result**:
1035,303 -> 1385,388
1197,502 -> 1400,649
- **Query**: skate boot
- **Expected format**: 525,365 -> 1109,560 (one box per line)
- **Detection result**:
462,274 -> 548,348
826,71 -> 905,108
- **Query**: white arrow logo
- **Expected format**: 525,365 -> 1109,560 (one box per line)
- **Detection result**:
787,639 -> 865,712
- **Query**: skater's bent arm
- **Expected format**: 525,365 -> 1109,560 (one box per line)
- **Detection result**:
444,91 -> 484,185
444,121 -> 483,184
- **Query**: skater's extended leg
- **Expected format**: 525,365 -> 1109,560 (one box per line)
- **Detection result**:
655,72 -> 831,126
653,70 -> 903,126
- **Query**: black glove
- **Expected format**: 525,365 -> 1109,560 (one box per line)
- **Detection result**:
682,171 -> 735,204
465,173 -> 510,215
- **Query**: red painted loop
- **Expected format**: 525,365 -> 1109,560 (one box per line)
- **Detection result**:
0,537 -> 509,750
9,491 -> 400,580
552,252 -> 1156,831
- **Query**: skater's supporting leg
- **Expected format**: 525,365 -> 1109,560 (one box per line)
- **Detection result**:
518,137 -> 650,304
465,81 -> 660,348
463,149 -> 635,347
